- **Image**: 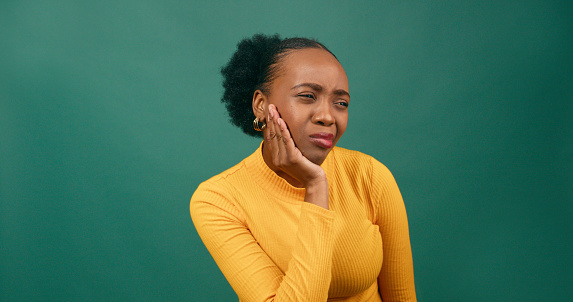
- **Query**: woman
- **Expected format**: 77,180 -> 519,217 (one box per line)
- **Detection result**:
190,34 -> 416,301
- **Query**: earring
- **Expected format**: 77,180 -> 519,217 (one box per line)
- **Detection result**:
253,117 -> 266,131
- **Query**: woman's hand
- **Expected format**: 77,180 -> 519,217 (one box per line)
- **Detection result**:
265,104 -> 324,186
265,104 -> 329,209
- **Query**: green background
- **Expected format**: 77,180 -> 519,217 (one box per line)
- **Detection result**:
1,0 -> 571,301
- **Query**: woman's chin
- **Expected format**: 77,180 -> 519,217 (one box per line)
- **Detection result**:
302,149 -> 331,166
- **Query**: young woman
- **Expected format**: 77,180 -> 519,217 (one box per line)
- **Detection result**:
190,34 -> 416,301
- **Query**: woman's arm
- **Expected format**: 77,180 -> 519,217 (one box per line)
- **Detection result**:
370,158 -> 417,301
191,185 -> 334,301
190,105 -> 334,301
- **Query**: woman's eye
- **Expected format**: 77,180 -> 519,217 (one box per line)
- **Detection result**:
299,94 -> 315,99
337,101 -> 349,108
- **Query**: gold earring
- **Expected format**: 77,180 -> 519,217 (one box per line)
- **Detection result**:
253,117 -> 266,131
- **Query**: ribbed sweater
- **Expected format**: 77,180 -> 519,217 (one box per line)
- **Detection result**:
190,144 -> 416,301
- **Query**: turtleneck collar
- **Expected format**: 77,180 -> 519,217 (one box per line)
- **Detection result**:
244,141 -> 335,203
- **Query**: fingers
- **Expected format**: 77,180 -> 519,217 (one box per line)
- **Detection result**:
265,105 -> 280,161
276,114 -> 297,157
271,105 -> 287,162
269,105 -> 288,145
267,105 -> 299,165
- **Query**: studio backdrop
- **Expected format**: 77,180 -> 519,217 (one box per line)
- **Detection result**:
1,0 -> 571,301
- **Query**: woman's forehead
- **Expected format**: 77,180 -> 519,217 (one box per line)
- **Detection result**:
276,48 -> 348,90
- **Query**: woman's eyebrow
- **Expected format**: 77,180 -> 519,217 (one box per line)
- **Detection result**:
291,83 -> 323,91
291,83 -> 350,98
333,89 -> 350,98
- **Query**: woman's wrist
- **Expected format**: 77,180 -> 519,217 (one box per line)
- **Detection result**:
303,175 -> 329,209
300,166 -> 327,187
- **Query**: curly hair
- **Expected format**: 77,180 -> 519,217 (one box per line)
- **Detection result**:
220,33 -> 336,137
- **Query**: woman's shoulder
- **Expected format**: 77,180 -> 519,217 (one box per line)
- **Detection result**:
193,158 -> 249,197
190,158 -> 251,224
203,160 -> 246,184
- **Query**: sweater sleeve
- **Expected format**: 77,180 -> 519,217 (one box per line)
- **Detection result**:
370,158 -> 417,301
190,181 -> 335,302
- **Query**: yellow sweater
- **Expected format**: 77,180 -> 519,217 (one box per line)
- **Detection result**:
190,144 -> 416,301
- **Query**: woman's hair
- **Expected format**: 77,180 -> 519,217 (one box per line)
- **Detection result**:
220,33 -> 336,137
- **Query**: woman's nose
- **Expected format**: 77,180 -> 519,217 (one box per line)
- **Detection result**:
312,100 -> 335,126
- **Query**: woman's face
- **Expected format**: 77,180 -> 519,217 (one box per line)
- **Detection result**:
264,48 -> 349,165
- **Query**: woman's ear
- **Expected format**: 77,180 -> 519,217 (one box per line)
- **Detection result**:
252,90 -> 267,121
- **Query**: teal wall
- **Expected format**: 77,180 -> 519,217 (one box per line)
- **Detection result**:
1,0 -> 571,301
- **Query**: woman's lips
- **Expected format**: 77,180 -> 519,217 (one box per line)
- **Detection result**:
309,133 -> 335,149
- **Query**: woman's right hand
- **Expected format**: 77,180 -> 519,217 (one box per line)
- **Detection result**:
265,104 -> 329,209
